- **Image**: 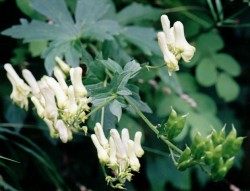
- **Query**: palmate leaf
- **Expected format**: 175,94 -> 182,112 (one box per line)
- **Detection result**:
2,0 -> 121,74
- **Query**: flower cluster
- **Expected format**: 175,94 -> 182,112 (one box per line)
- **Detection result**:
177,126 -> 243,181
91,123 -> 144,189
157,14 -> 196,75
4,57 -> 91,143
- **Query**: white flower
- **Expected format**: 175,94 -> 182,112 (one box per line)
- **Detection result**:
157,32 -> 179,75
109,137 -> 117,167
94,122 -> 109,149
31,96 -> 45,118
110,129 -> 127,160
4,64 -> 31,110
173,21 -> 196,62
70,67 -> 87,98
38,79 -> 58,122
53,67 -> 68,93
161,15 -> 175,50
44,76 -> 68,109
55,56 -> 70,74
127,140 -> 140,172
134,132 -> 144,158
22,69 -> 40,98
121,128 -> 130,154
91,134 -> 109,163
67,85 -> 78,116
55,120 -> 69,143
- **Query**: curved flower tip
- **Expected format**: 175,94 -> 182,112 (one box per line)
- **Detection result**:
55,56 -> 70,74
91,134 -> 109,163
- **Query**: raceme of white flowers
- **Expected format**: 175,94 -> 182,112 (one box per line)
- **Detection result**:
4,57 -> 91,143
91,123 -> 144,189
157,14 -> 196,75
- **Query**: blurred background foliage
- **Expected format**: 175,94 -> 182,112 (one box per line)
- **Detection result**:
0,0 -> 250,190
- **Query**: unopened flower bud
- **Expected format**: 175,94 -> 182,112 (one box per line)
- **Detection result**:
91,134 -> 109,163
55,120 -> 69,143
55,56 -> 70,74
127,140 -> 140,172
110,129 -> 127,159
70,67 -> 87,98
134,132 -> 144,158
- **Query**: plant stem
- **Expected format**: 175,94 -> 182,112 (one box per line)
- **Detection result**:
124,96 -> 183,155
145,63 -> 166,70
86,95 -> 117,118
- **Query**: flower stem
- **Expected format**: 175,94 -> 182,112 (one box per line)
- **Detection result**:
145,63 -> 166,70
86,95 -> 117,118
124,96 -> 183,155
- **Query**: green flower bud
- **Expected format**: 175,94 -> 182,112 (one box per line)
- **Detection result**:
225,157 -> 235,171
177,159 -> 195,171
178,146 -> 191,164
191,132 -> 203,154
192,142 -> 206,160
222,127 -> 242,159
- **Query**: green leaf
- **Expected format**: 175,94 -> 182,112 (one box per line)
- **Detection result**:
196,58 -> 218,87
178,73 -> 198,93
16,0 -> 45,19
75,0 -> 111,23
213,53 -> 241,77
196,32 -> 224,53
98,58 -> 123,73
31,0 -> 74,27
190,93 -> 217,114
28,40 -> 47,57
123,26 -> 160,56
109,100 -> 122,121
215,73 -> 240,102
116,2 -> 162,25
0,179 -> 19,191
123,60 -> 141,78
110,72 -> 131,92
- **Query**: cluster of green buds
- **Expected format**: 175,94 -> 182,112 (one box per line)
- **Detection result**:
91,123 -> 144,189
177,126 -> 244,181
157,14 -> 196,75
158,108 -> 187,140
4,57 -> 91,143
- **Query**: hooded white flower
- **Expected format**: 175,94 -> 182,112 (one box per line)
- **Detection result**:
44,76 -> 68,109
38,79 -> 58,122
157,32 -> 179,75
22,69 -> 40,98
94,122 -> 109,149
127,140 -> 140,172
53,67 -> 68,93
173,21 -> 196,62
158,15 -> 196,75
55,120 -> 69,143
91,134 -> 109,163
4,64 -> 31,110
134,132 -> 144,157
70,67 -> 87,98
